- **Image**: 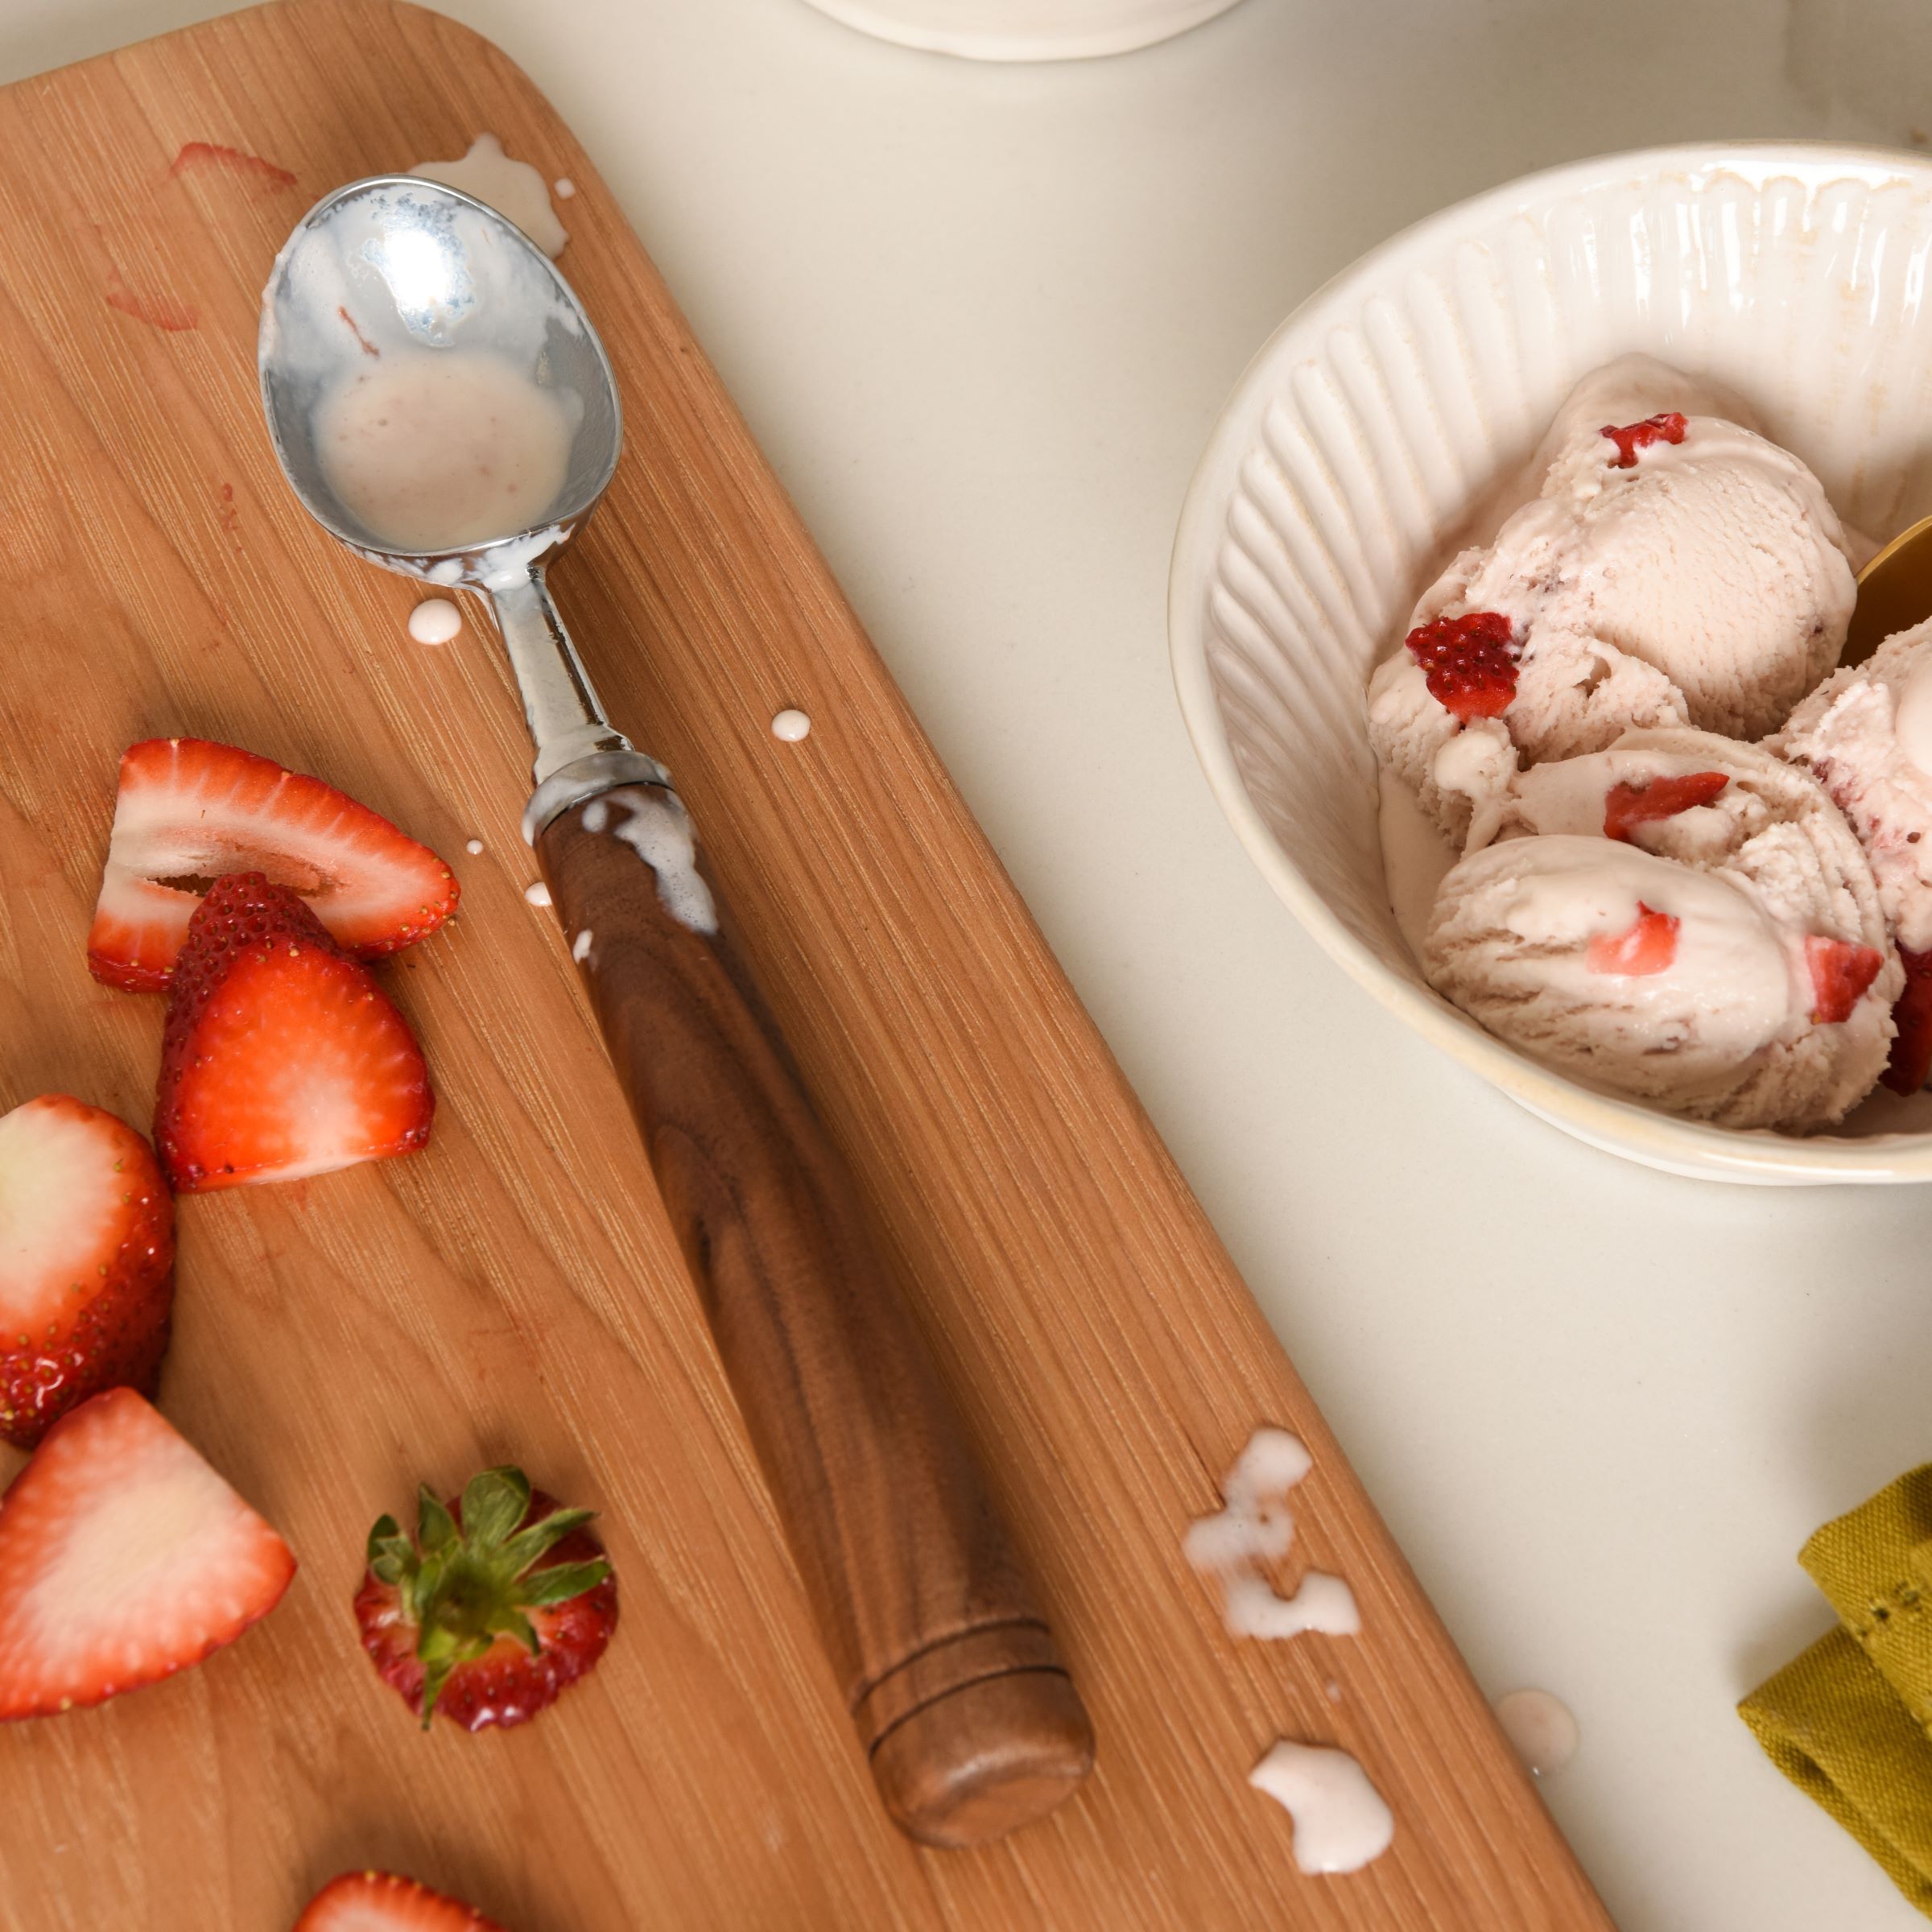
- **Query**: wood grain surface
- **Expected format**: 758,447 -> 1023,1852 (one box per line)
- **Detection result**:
0,4 -> 1614,1927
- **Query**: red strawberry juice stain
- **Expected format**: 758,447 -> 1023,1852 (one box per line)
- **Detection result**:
1600,412 -> 1688,469
168,142 -> 297,192
217,483 -> 241,550
1403,610 -> 1518,722
103,266 -> 196,332
336,307 -> 382,357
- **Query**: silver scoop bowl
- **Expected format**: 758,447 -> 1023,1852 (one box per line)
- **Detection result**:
259,175 -> 654,812
254,176 -> 1096,1847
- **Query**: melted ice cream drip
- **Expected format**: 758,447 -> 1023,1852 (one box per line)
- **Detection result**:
583,792 -> 717,935
411,134 -> 568,258
1496,1688 -> 1579,1776
1249,1741 -> 1394,1875
316,349 -> 576,553
1184,1427 -> 1360,1640
523,880 -> 552,907
408,597 -> 461,644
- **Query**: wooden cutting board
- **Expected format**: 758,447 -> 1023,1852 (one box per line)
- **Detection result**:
0,5 -> 1614,1927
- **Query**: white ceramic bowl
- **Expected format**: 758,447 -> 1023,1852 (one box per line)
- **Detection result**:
797,0 -> 1245,61
1171,142 -> 1932,1184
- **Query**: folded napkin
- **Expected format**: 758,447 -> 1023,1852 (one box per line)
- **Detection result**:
1740,1465 -> 1932,1916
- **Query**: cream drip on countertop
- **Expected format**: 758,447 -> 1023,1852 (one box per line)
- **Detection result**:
1496,1688 -> 1579,1775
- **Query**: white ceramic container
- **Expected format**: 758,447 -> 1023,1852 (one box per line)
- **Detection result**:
1171,144 -> 1932,1183
796,0 -> 1244,61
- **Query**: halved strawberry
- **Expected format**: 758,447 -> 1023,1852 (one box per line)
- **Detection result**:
89,738 -> 457,992
1586,902 -> 1679,977
1883,946 -> 1932,1094
1603,770 -> 1730,843
355,1467 -> 616,1733
0,1387 -> 294,1717
295,1870 -> 506,1931
1404,611 -> 1518,722
1805,935 -> 1885,1024
0,1096 -> 174,1450
155,874 -> 432,1192
1600,411 -> 1688,468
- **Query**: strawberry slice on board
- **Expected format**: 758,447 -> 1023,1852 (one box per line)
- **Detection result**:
0,1387 -> 295,1718
1805,935 -> 1885,1026
295,1870 -> 506,1931
0,1096 -> 174,1451
355,1466 -> 616,1733
88,737 -> 458,993
155,874 -> 433,1193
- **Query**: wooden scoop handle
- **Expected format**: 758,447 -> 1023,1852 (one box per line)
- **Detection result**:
535,782 -> 1094,1847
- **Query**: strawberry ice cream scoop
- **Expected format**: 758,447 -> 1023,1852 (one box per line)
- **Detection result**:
1368,362 -> 1853,845
1423,732 -> 1898,1129
1773,617 -> 1932,955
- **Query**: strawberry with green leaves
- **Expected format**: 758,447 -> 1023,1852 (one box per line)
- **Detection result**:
355,1466 -> 616,1732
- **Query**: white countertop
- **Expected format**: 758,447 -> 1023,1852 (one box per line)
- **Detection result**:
10,0 -> 1930,1924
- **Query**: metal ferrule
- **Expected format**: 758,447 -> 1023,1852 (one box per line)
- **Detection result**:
522,748 -> 675,846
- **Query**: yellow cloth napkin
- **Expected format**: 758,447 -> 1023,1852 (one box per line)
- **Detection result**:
1740,1465 -> 1932,1916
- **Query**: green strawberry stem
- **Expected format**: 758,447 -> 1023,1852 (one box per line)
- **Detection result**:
365,1466 -> 611,1728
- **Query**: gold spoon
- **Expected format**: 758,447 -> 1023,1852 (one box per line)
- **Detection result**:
1847,513 -> 1932,664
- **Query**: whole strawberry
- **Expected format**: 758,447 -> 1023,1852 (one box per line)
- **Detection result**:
355,1467 -> 616,1732
0,1096 -> 175,1449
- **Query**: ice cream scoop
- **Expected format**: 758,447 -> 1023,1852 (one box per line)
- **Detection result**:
1369,364 -> 1856,844
1770,625 -> 1932,954
1425,730 -> 1898,1129
260,177 -> 1092,1847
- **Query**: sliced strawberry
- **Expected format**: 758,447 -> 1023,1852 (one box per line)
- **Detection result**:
295,1870 -> 506,1930
1603,770 -> 1730,843
155,874 -> 432,1192
1404,610 -> 1518,723
0,1387 -> 294,1717
1882,946 -> 1932,1094
355,1467 -> 616,1733
88,738 -> 457,992
1586,902 -> 1679,976
1600,411 -> 1688,469
0,1096 -> 174,1450
1805,935 -> 1885,1024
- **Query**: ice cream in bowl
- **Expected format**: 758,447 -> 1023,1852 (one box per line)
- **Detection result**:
1170,144 -> 1932,1183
